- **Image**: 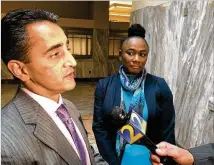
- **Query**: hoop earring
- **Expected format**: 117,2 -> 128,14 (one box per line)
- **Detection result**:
119,56 -> 122,61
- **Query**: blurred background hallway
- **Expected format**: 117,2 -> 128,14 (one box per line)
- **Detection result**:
1,0 -> 213,150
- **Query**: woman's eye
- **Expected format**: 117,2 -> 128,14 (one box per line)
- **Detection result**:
127,51 -> 134,56
140,53 -> 147,57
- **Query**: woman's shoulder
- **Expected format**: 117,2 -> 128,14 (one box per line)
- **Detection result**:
146,73 -> 165,84
146,73 -> 172,96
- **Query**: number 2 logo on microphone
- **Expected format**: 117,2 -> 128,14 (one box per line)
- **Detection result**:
130,111 -> 147,134
117,111 -> 147,144
117,124 -> 143,144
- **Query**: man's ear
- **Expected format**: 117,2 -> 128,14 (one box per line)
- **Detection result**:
7,60 -> 30,82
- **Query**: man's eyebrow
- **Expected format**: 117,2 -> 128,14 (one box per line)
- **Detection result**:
44,43 -> 63,54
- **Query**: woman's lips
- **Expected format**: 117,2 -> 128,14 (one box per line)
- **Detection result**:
131,65 -> 140,69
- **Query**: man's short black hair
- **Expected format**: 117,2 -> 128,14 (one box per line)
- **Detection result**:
1,9 -> 59,65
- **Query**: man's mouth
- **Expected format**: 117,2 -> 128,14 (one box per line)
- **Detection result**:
65,72 -> 75,79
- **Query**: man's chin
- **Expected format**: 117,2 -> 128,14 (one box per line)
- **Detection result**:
63,81 -> 76,91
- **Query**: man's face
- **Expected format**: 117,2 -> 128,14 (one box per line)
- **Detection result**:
24,21 -> 77,97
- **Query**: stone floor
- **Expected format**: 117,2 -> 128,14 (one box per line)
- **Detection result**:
1,82 -> 98,151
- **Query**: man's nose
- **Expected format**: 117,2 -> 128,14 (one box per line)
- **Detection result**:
63,51 -> 77,67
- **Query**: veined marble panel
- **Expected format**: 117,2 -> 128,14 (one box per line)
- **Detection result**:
131,1 -> 214,148
92,29 -> 109,77
108,59 -> 121,75
75,59 -> 94,78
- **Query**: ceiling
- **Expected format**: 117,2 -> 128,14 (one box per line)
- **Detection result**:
109,1 -> 132,22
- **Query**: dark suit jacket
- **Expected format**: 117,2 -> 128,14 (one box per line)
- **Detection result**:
1,89 -> 96,165
189,143 -> 214,165
92,73 -> 176,165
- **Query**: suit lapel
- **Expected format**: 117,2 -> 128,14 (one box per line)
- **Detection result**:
13,89 -> 82,165
63,101 -> 96,165
34,108 -> 82,165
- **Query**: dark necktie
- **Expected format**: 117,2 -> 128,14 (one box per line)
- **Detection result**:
56,104 -> 87,165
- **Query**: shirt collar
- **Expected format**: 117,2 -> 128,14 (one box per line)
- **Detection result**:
21,88 -> 63,114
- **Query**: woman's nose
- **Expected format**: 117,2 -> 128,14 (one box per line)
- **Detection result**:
132,54 -> 140,62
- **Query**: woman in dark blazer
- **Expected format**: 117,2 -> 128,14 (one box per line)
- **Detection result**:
93,24 -> 176,165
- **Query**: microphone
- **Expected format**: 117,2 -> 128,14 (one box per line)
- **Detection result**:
129,111 -> 168,164
117,110 -> 168,164
110,106 -> 130,129
110,106 -> 142,143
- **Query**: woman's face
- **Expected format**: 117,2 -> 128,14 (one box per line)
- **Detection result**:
121,37 -> 149,74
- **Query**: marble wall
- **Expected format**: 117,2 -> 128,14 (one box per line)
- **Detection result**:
75,59 -> 94,78
92,29 -> 109,78
131,1 -> 214,148
107,59 -> 121,76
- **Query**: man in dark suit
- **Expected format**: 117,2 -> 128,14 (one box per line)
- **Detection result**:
1,9 -> 105,165
150,142 -> 214,165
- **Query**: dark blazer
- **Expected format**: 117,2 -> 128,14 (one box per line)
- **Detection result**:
1,89 -> 97,165
189,143 -> 214,165
92,73 -> 176,165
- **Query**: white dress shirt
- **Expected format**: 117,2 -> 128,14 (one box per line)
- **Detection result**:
22,88 -> 91,165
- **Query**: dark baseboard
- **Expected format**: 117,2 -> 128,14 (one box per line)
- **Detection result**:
1,79 -> 20,84
75,78 -> 104,82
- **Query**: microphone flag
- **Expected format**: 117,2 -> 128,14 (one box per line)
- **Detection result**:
117,111 -> 147,144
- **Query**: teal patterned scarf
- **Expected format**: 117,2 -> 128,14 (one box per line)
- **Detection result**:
119,65 -> 147,114
116,65 -> 147,157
